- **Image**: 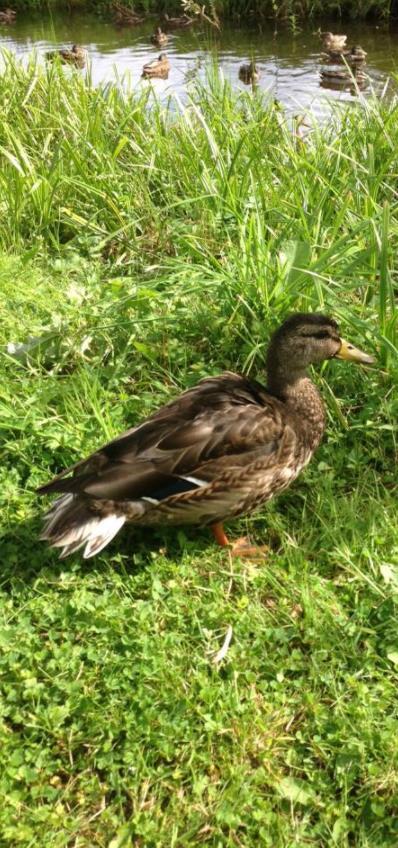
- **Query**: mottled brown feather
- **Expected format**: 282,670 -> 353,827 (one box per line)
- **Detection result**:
38,374 -> 285,501
38,313 -> 355,557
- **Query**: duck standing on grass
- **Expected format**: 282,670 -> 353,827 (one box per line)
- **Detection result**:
37,314 -> 374,560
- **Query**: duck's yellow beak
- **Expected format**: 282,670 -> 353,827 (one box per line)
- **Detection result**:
335,338 -> 375,365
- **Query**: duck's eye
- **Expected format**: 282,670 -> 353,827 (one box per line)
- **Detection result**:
299,330 -> 331,340
312,331 -> 331,340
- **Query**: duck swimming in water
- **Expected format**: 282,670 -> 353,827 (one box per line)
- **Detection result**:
46,44 -> 87,68
319,31 -> 347,52
239,62 -> 260,84
322,45 -> 367,65
163,12 -> 194,28
151,27 -> 169,47
0,8 -> 16,23
142,53 -> 170,79
320,67 -> 367,87
112,1 -> 145,25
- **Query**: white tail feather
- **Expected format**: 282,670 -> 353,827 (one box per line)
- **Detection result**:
40,494 -> 126,559
83,515 -> 126,558
55,514 -> 126,559
40,493 -> 74,537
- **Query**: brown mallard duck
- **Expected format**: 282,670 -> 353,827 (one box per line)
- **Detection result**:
320,67 -> 367,86
112,1 -> 145,25
46,44 -> 87,68
239,62 -> 259,85
37,313 -> 374,560
142,53 -> 170,79
163,12 -> 194,29
319,31 -> 347,52
322,45 -> 367,65
151,26 -> 168,46
0,8 -> 15,23
292,114 -> 313,145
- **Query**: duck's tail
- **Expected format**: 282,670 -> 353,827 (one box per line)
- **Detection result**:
39,494 -> 126,559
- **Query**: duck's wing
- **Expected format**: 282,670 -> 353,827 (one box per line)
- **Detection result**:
37,373 -> 286,503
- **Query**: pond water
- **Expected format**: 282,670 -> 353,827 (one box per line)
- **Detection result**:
1,10 -> 397,117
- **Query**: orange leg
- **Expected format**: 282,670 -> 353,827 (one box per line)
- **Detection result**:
211,522 -> 230,547
211,523 -> 269,560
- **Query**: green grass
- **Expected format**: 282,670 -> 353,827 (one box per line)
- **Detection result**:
90,0 -> 391,20
1,57 -> 398,845
3,0 -> 392,18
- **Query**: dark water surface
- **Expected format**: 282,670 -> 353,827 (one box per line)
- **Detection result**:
1,10 -> 398,115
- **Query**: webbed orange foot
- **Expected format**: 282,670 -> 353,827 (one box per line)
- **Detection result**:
230,536 -> 270,560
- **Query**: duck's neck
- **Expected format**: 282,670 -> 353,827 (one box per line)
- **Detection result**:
267,367 -> 325,449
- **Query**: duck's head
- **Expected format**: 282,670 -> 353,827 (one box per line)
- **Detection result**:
266,312 -> 374,390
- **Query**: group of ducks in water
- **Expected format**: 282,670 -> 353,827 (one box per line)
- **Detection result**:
111,2 -> 200,78
0,9 -> 369,90
0,3 -> 197,79
319,30 -> 368,90
0,3 -> 194,79
238,30 -> 368,90
42,27 -> 173,79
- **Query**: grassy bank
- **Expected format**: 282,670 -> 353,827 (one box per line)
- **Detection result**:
88,0 -> 392,20
1,56 -> 398,845
2,0 -> 394,19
